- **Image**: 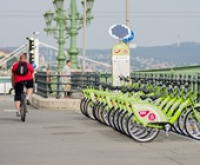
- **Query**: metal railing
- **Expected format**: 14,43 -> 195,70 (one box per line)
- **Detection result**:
35,71 -> 200,101
131,72 -> 200,101
35,71 -> 101,99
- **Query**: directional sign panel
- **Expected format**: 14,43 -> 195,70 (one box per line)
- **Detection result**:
109,24 -> 131,40
123,30 -> 134,43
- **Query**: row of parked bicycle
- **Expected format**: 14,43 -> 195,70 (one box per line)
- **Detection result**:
80,77 -> 200,142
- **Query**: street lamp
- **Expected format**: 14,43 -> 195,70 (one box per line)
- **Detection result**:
44,0 -> 94,70
67,0 -> 94,69
81,0 -> 94,72
44,0 -> 67,71
53,0 -> 64,10
82,0 -> 94,12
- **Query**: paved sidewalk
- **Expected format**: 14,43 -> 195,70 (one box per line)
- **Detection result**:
0,95 -> 200,165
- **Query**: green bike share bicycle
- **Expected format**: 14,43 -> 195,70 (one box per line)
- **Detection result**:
80,75 -> 200,142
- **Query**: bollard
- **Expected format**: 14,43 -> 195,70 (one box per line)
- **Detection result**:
192,75 -> 196,93
56,72 -> 61,99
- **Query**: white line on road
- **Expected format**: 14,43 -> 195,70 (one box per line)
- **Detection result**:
3,109 -> 16,112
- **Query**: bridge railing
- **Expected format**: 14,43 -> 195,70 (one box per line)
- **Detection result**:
35,71 -> 103,99
35,70 -> 200,101
131,72 -> 200,101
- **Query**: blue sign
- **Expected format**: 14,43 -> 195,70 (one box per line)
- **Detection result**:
123,30 -> 134,43
109,24 -> 131,40
111,25 -> 129,39
32,63 -> 36,69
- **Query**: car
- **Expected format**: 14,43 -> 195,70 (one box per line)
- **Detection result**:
0,76 -> 14,94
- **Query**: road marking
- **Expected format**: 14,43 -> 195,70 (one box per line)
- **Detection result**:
3,109 -> 16,112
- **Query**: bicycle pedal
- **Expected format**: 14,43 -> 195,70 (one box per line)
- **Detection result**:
27,100 -> 31,105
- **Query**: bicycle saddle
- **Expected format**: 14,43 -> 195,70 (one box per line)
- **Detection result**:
133,87 -> 140,92
150,95 -> 162,101
121,87 -> 128,93
127,87 -> 134,92
140,95 -> 148,100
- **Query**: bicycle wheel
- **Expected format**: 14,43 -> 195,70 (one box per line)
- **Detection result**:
101,105 -> 110,126
177,109 -> 188,136
20,99 -> 26,122
184,108 -> 200,140
85,100 -> 95,120
127,114 -> 160,142
108,107 -> 116,128
118,110 -> 126,133
128,118 -> 151,139
121,111 -> 130,136
113,109 -> 122,132
173,121 -> 182,134
80,98 -> 88,116
93,101 -> 100,120
98,103 -> 107,125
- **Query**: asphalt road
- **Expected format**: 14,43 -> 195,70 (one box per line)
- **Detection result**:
0,95 -> 200,165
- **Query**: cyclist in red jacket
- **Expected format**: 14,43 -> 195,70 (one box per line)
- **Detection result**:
11,53 -> 34,117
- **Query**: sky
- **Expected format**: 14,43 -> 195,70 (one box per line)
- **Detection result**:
0,0 -> 200,49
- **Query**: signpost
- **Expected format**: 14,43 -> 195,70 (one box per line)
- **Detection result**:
112,42 -> 130,86
109,24 -> 134,86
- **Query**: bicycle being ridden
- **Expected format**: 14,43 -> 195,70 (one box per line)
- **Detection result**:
11,53 -> 34,120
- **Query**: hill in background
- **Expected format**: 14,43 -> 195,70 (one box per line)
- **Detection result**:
1,41 -> 200,71
85,41 -> 200,70
133,42 -> 200,65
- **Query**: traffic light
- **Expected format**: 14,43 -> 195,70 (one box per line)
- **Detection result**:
27,38 -> 35,64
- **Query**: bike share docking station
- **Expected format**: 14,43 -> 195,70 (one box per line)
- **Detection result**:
79,24 -> 200,142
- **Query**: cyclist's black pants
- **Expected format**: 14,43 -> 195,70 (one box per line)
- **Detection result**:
14,79 -> 34,101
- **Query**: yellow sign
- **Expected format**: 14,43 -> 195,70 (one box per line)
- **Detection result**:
112,42 -> 130,56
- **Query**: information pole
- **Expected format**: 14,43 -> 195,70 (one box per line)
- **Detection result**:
112,42 -> 130,86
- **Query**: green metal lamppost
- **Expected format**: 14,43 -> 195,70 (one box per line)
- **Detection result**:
44,0 -> 66,71
44,0 -> 94,71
